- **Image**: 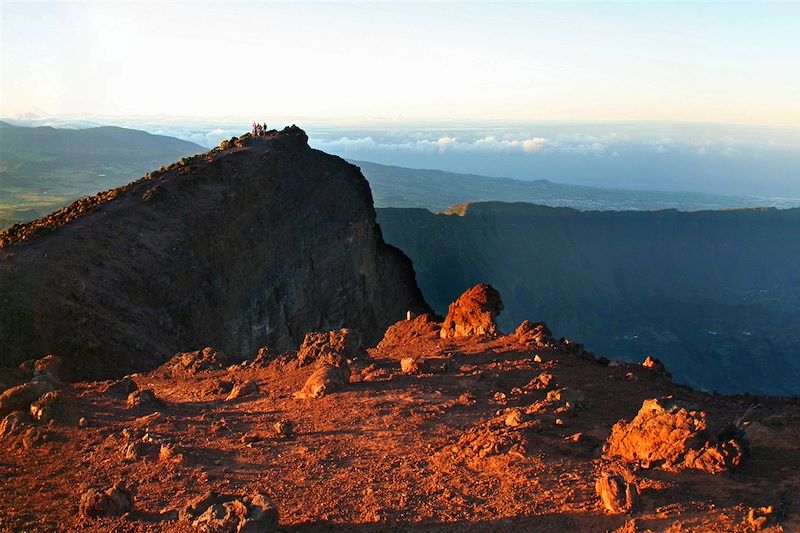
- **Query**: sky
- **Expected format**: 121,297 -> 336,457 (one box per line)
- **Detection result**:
2,1 -> 800,127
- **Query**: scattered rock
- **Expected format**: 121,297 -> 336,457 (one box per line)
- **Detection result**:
439,284 -> 503,339
78,417 -> 89,428
375,314 -> 442,353
29,390 -> 70,423
122,441 -> 145,462
546,388 -> 585,408
168,347 -> 230,376
595,473 -> 639,514
603,398 -> 746,473
33,354 -> 69,386
126,389 -> 162,410
0,380 -> 53,418
294,364 -> 350,399
641,355 -> 664,371
400,357 -> 421,375
79,483 -> 133,519
296,329 -> 360,367
504,410 -> 523,427
100,376 -> 138,397
533,372 -> 553,389
273,420 -> 293,437
226,380 -> 259,402
159,443 -> 184,464
0,410 -> 30,439
515,320 -> 552,346
747,506 -> 774,531
187,492 -> 278,533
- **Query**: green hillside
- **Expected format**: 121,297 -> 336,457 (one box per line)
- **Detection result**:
0,121 -> 204,228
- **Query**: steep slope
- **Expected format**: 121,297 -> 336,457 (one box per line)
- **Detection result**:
0,126 -> 429,379
376,202 -> 800,395
0,121 -> 205,228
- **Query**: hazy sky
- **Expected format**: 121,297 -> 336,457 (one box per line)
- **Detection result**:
1,1 -> 799,126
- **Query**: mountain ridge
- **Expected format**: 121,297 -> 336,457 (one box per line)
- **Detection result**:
0,126 -> 430,379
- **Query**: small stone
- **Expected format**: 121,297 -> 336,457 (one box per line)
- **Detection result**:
78,417 -> 89,428
504,410 -> 523,427
533,355 -> 543,363
595,473 -> 638,514
273,420 -> 293,437
400,357 -> 421,375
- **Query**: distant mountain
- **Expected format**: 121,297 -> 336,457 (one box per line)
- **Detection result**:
377,202 -> 800,395
353,159 -> 798,213
0,121 -> 205,228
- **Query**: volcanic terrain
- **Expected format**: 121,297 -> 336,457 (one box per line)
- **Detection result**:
0,128 -> 797,533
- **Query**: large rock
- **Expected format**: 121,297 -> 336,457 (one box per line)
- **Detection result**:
439,284 -> 503,339
0,381 -> 53,418
0,126 -> 430,379
167,347 -> 230,376
78,483 -> 133,519
184,491 -> 278,533
294,364 -> 350,400
603,398 -> 745,473
296,329 -> 359,367
515,320 -> 552,347
374,314 -> 441,355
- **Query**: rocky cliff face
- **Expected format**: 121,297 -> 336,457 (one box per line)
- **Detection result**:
376,202 -> 800,396
0,126 -> 429,379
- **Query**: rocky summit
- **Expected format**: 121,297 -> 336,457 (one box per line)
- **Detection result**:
0,126 -> 429,379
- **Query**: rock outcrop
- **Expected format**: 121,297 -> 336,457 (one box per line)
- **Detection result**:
603,398 -> 746,473
439,284 -> 503,339
0,126 -> 429,379
296,329 -> 359,367
78,483 -> 133,519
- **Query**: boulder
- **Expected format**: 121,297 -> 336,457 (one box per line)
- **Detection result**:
294,364 -> 350,400
0,380 -> 53,418
33,354 -> 69,386
439,284 -> 503,339
595,473 -> 639,514
186,492 -> 278,533
226,380 -> 260,402
101,376 -> 138,397
296,329 -> 360,367
375,314 -> 442,354
30,390 -> 70,423
126,389 -> 163,410
79,483 -> 133,519
603,398 -> 746,473
0,410 -> 30,439
400,357 -> 421,375
515,320 -> 552,347
168,347 -> 230,376
273,420 -> 293,437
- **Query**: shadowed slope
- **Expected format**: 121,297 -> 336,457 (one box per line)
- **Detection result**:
0,126 -> 429,379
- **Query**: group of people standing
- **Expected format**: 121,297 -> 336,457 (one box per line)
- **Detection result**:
252,122 -> 269,136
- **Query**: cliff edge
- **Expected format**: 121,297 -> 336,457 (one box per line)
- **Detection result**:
0,126 -> 430,378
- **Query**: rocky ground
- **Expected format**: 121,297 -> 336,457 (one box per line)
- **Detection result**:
1,286 -> 798,532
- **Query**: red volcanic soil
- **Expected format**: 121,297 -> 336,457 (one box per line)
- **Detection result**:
1,327 -> 798,532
